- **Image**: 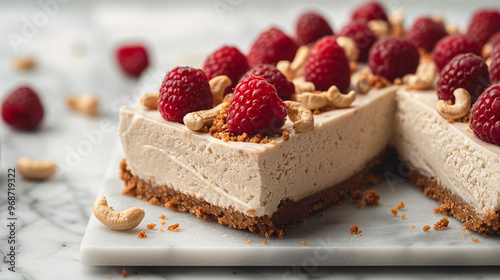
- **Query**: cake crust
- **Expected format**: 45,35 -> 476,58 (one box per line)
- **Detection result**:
120,149 -> 393,238
408,171 -> 500,235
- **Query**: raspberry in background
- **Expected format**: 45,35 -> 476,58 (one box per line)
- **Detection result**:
226,76 -> 287,136
304,36 -> 351,92
351,1 -> 388,23
466,9 -> 500,47
240,64 -> 294,101
203,46 -> 249,93
116,45 -> 149,77
433,34 -> 481,71
406,17 -> 448,53
470,84 -> 500,146
437,53 -> 490,104
1,86 -> 44,131
247,27 -> 299,68
158,66 -> 213,123
339,20 -> 377,62
368,36 -> 419,81
489,44 -> 500,84
296,11 -> 334,46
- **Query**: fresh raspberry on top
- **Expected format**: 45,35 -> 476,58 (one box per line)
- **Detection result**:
351,1 -> 388,23
203,46 -> 249,93
304,36 -> 351,92
296,11 -> 334,46
368,36 -> 419,81
470,84 -> 500,146
247,27 -> 299,68
116,45 -> 149,77
158,66 -> 213,123
489,44 -> 500,84
240,64 -> 294,101
406,17 -> 448,53
466,9 -> 500,47
436,53 -> 490,104
1,86 -> 44,130
339,21 -> 377,62
226,76 -> 287,136
433,34 -> 481,71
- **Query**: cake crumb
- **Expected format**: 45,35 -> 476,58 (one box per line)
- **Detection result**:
391,201 -> 405,216
147,223 -> 156,230
161,221 -> 166,226
159,214 -> 167,220
412,225 -> 415,228
282,131 -> 290,141
434,217 -> 449,230
246,209 -> 255,215
137,231 -> 147,238
351,190 -> 364,208
107,275 -> 110,279
301,241 -> 307,245
423,225 -> 430,232
263,240 -> 269,245
160,226 -> 164,232
447,118 -> 455,123
401,214 -> 406,219
433,205 -> 451,215
482,233 -> 488,237
245,239 -> 251,244
319,212 -> 325,217
335,206 -> 341,210
350,224 -> 362,235
364,190 -> 380,206
167,223 -> 180,232
465,230 -> 471,235
472,238 -> 479,243
121,269 -> 127,277
463,224 -> 468,229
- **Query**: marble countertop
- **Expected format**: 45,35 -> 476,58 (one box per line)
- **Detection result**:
1,0 -> 500,279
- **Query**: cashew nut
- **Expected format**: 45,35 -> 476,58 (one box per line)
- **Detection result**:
446,24 -> 459,35
284,101 -> 314,133
67,95 -> 99,116
277,45 -> 310,81
389,9 -> 404,37
403,60 -> 438,90
209,75 -> 232,106
486,57 -> 492,68
482,43 -> 493,59
14,56 -> 35,71
93,196 -> 145,231
183,102 -> 225,131
16,157 -> 57,180
436,88 -> 471,119
336,36 -> 359,62
431,14 -> 444,25
140,92 -> 159,110
368,20 -> 390,39
292,76 -> 316,94
292,86 -> 356,110
352,71 -> 371,94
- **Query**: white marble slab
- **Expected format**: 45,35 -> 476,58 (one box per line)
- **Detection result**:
80,144 -> 500,266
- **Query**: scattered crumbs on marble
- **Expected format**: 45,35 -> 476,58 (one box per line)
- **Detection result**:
147,223 -> 156,230
350,224 -> 362,235
263,240 -> 269,245
167,223 -> 180,232
465,230 -> 471,235
423,225 -> 430,232
245,239 -> 251,244
161,221 -> 166,225
121,269 -> 127,277
401,214 -> 406,219
335,206 -> 341,210
412,225 -> 416,228
159,214 -> 168,219
138,231 -> 147,238
107,274 -> 110,279
319,212 -> 325,217
482,233 -> 488,237
472,238 -> 479,243
391,201 -> 405,216
434,217 -> 449,230
302,241 -> 307,246
160,226 -> 164,232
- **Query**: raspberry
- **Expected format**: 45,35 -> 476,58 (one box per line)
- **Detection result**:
202,46 -> 249,93
406,17 -> 448,53
368,36 -> 419,81
240,64 -> 294,101
1,86 -> 44,130
436,53 -> 490,104
339,20 -> 377,62
226,76 -> 287,136
466,9 -> 500,47
158,66 -> 213,123
433,34 -> 481,71
304,36 -> 351,92
116,45 -> 149,77
470,84 -> 500,146
489,44 -> 500,84
489,31 -> 500,48
296,11 -> 334,46
247,27 -> 299,68
351,1 -> 388,23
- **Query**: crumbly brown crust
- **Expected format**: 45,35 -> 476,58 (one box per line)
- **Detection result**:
407,171 -> 500,235
120,149 -> 393,238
